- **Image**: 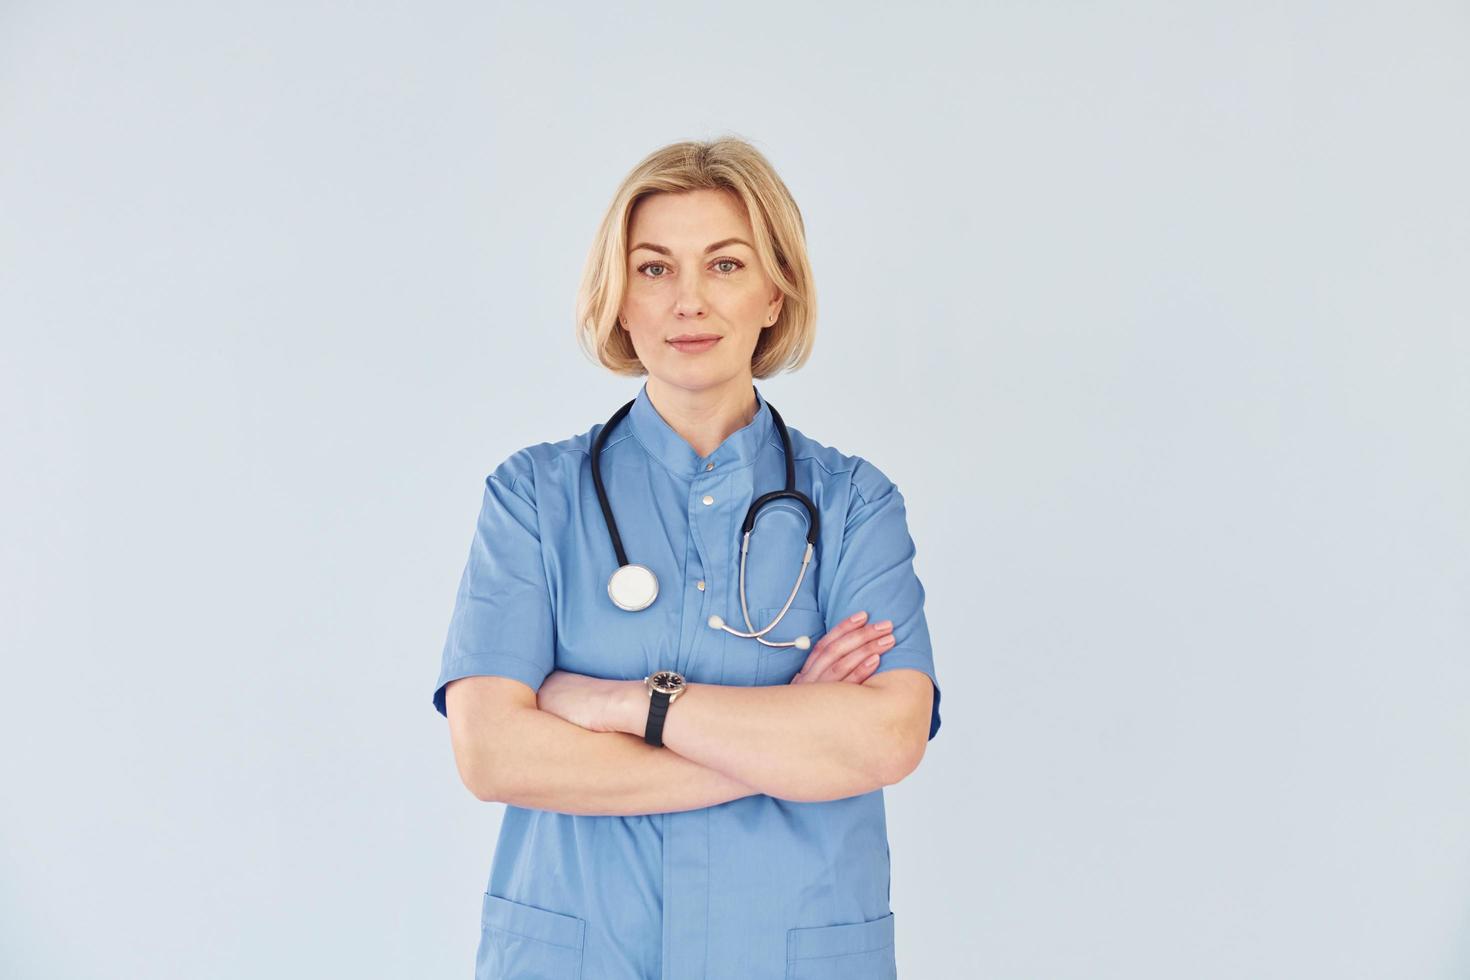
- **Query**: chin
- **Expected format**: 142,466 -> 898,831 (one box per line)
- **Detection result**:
654,359 -> 730,388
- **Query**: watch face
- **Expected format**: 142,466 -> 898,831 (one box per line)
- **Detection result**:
649,670 -> 685,694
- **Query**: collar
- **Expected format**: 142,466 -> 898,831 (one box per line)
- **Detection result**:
628,381 -> 775,478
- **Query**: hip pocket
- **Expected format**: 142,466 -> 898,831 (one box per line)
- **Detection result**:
477,892 -> 585,980
785,911 -> 896,979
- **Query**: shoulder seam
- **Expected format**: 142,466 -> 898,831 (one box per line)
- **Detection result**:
538,430 -> 632,464
500,430 -> 634,499
764,431 -> 860,481
851,477 -> 898,507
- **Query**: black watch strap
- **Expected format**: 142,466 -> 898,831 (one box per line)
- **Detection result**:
644,690 -> 671,747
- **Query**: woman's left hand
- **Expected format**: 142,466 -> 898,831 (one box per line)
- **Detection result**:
537,670 -> 628,733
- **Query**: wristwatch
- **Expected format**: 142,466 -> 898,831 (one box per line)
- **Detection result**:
643,670 -> 687,747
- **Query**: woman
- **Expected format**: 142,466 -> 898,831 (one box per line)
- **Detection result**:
433,137 -> 942,980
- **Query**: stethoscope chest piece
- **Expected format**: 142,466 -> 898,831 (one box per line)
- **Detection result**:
608,562 -> 658,612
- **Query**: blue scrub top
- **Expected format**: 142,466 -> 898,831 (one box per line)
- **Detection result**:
434,381 -> 942,980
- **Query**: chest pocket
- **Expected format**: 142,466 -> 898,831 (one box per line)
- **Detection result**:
739,499 -> 821,615
752,606 -> 828,686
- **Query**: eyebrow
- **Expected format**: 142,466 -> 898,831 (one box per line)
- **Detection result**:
629,237 -> 753,256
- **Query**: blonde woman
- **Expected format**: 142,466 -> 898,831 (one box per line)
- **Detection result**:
434,137 -> 941,979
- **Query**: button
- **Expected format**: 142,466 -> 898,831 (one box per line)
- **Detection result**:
696,580 -> 706,591
705,462 -> 715,471
702,495 -> 714,506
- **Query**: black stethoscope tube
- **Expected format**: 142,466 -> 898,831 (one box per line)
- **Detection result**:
591,388 -> 820,647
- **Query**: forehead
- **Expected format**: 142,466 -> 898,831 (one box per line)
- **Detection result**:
627,188 -> 752,244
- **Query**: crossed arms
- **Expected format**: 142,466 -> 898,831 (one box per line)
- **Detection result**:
442,628 -> 934,815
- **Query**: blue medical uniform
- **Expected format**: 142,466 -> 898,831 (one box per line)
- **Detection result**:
434,381 -> 942,980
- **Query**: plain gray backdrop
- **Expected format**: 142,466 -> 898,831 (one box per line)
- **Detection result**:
2,2 -> 1467,977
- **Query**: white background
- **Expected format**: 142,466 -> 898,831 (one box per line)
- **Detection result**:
2,2 -> 1467,977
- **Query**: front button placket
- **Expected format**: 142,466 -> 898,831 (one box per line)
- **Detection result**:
679,460 -> 725,681
623,382 -> 775,980
665,452 -> 729,980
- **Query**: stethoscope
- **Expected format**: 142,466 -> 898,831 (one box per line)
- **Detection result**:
590,390 -> 821,650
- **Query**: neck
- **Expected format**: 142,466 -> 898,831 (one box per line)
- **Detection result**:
645,375 -> 758,459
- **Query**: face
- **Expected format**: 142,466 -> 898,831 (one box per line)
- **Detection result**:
618,188 -> 783,396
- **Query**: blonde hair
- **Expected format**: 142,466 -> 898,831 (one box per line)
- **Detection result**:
575,136 -> 817,378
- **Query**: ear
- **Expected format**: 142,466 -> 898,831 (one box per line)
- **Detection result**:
765,293 -> 784,327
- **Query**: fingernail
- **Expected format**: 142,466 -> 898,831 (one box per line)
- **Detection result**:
879,635 -> 895,647
864,656 -> 879,666
850,611 -> 867,623
876,620 -> 893,632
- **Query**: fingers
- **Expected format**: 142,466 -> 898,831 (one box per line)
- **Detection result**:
793,612 -> 896,683
813,610 -> 871,657
792,633 -> 890,684
789,613 -> 869,684
833,650 -> 883,684
829,629 -> 895,682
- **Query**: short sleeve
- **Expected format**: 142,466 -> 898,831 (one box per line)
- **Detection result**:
827,461 -> 942,741
431,463 -> 556,718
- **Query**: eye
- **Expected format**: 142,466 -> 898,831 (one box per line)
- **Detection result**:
635,258 -> 745,279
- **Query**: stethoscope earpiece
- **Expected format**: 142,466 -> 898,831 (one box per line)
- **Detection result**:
706,614 -> 810,650
591,387 -> 820,651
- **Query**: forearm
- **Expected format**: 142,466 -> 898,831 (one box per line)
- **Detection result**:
483,704 -> 760,816
612,681 -> 903,802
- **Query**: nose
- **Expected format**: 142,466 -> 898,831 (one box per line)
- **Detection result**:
673,272 -> 706,319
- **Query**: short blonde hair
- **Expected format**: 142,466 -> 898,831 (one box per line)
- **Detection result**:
575,136 -> 817,378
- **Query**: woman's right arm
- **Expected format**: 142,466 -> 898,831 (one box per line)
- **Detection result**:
445,675 -> 759,815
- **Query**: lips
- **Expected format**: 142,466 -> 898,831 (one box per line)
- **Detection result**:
667,335 -> 721,353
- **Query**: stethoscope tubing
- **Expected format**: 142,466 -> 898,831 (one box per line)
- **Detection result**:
591,388 -> 820,649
